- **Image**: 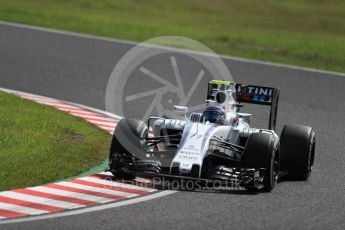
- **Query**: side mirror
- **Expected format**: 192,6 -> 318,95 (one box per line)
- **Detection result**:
174,105 -> 188,114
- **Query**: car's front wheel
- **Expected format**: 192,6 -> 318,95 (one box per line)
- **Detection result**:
109,118 -> 148,179
243,133 -> 279,192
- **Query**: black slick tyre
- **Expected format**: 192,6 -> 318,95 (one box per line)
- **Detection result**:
109,118 -> 148,179
243,133 -> 279,192
280,125 -> 315,180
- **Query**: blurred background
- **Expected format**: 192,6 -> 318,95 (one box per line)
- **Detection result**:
0,0 -> 344,73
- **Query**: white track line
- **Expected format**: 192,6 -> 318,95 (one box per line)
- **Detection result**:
1,20 -> 345,77
0,190 -> 177,224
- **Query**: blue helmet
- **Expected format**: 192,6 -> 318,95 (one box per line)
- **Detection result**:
203,105 -> 225,125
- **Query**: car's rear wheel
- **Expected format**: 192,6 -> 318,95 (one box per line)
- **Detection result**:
280,125 -> 315,180
109,118 -> 148,179
243,133 -> 279,192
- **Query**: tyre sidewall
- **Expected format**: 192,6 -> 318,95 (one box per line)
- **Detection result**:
280,125 -> 315,180
243,133 -> 278,192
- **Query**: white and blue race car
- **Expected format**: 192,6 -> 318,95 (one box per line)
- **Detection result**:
108,80 -> 316,192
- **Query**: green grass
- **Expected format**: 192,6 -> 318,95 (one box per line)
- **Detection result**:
0,0 -> 345,72
0,92 -> 111,191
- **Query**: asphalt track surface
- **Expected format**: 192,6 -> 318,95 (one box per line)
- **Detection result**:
1,22 -> 345,230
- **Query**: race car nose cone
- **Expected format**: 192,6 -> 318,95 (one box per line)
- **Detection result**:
179,163 -> 193,174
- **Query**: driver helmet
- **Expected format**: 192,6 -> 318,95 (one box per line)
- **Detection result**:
203,105 -> 226,125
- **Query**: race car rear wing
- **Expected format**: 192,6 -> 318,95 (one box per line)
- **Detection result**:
207,80 -> 280,131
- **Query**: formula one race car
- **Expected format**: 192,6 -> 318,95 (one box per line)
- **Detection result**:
108,80 -> 316,192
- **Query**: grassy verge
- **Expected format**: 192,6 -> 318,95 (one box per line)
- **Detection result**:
0,0 -> 344,72
0,92 -> 111,191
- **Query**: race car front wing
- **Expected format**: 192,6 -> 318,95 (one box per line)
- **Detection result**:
112,159 -> 266,190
